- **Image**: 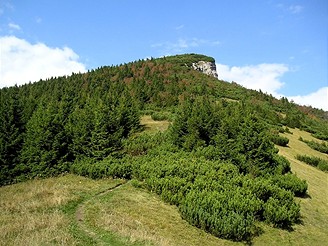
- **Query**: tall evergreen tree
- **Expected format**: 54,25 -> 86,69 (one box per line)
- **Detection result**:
19,101 -> 70,178
0,87 -> 25,184
66,103 -> 94,159
237,114 -> 277,176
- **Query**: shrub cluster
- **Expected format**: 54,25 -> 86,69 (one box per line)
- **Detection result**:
295,154 -> 328,172
270,133 -> 289,147
70,156 -> 132,179
151,111 -> 174,121
312,132 -> 328,141
130,150 -> 303,241
284,127 -> 293,134
269,174 -> 307,197
299,138 -> 328,154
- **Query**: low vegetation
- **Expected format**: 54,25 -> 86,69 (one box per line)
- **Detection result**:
270,133 -> 289,147
299,137 -> 328,154
0,129 -> 327,245
295,154 -> 328,171
67,98 -> 308,241
1,54 -> 327,244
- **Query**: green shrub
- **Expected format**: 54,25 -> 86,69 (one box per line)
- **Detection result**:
130,179 -> 145,188
296,154 -> 317,166
106,158 -> 132,179
295,154 -> 328,172
192,145 -> 222,161
151,112 -> 170,121
146,176 -> 191,205
284,127 -> 293,134
312,132 -> 328,141
70,156 -> 132,179
306,140 -> 328,154
278,126 -> 285,133
141,109 -> 155,115
179,189 -> 259,241
270,134 -> 289,147
270,174 -> 307,197
263,196 -> 300,228
132,147 -> 304,240
273,155 -> 291,175
123,134 -> 154,156
317,160 -> 328,172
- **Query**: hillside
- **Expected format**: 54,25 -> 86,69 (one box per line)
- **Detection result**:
0,123 -> 327,245
1,54 -> 327,244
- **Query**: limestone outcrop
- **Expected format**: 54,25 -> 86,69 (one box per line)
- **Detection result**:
192,61 -> 218,79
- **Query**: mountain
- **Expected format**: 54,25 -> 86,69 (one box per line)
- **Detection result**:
0,53 -> 327,243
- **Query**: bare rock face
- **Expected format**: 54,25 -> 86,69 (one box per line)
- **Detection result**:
192,61 -> 218,79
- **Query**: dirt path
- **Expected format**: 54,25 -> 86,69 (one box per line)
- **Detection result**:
75,182 -> 125,245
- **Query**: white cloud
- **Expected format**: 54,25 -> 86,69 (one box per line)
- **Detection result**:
35,17 -> 42,24
151,38 -> 196,54
276,4 -> 304,14
152,38 -> 220,55
0,1 -> 14,16
216,63 -> 327,111
289,5 -> 303,14
8,22 -> 20,30
0,36 -> 87,88
288,87 -> 328,111
216,63 -> 288,96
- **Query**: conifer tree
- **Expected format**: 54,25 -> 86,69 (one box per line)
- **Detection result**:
237,114 -> 277,176
0,87 -> 25,184
19,101 -> 70,178
66,102 -> 94,159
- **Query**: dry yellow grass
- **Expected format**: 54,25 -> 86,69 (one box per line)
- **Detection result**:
0,175 -> 122,246
221,98 -> 239,103
140,115 -> 170,133
0,177 -> 74,245
279,128 -> 328,161
83,182 -> 240,246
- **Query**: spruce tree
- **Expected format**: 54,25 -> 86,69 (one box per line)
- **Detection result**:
19,101 -> 69,178
0,87 -> 25,184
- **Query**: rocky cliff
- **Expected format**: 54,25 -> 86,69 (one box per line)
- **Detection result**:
192,61 -> 218,79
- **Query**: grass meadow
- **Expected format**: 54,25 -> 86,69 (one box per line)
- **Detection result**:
0,175 -> 123,245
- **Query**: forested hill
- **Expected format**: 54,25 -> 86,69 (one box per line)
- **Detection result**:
1,52 -> 327,183
1,53 -> 328,241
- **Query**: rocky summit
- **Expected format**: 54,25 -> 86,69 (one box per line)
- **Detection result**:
192,60 -> 218,79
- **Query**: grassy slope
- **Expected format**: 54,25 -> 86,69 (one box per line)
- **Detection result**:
1,121 -> 327,245
252,128 -> 328,245
0,175 -> 123,246
83,182 -> 239,246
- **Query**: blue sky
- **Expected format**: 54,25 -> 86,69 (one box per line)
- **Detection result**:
1,0 -> 327,110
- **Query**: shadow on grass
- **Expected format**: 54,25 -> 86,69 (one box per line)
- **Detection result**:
301,192 -> 312,199
243,226 -> 265,245
277,215 -> 305,233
